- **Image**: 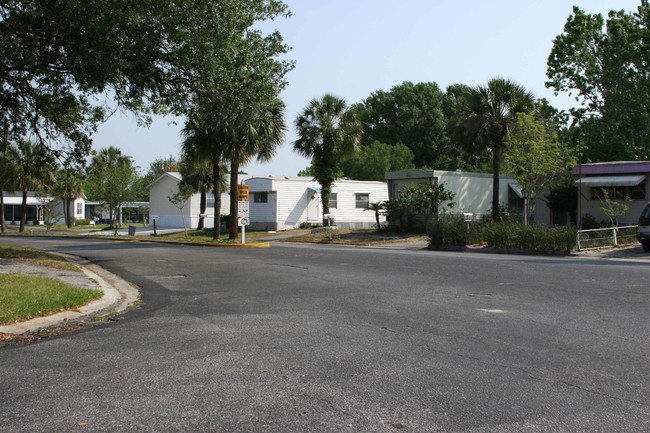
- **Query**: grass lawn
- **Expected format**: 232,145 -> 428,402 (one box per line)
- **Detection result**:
0,273 -> 102,325
0,244 -> 79,271
280,228 -> 428,246
155,228 -> 309,243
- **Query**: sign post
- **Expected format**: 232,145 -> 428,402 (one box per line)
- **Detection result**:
238,200 -> 249,244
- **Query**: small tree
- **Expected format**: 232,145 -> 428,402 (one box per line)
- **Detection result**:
365,201 -> 387,230
598,189 -> 630,227
38,195 -> 62,232
389,184 -> 456,231
504,113 -> 578,224
168,186 -> 194,237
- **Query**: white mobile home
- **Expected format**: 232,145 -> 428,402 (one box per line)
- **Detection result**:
148,172 -> 255,228
149,172 -> 227,229
245,176 -> 389,230
2,191 -> 86,225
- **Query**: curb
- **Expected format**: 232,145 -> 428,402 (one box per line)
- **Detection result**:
0,233 -> 270,248
0,253 -> 140,336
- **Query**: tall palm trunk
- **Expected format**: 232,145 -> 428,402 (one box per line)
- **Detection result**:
492,144 -> 502,221
197,187 -> 207,231
19,184 -> 28,232
212,158 -> 222,240
229,158 -> 239,240
0,119 -> 8,232
67,196 -> 74,228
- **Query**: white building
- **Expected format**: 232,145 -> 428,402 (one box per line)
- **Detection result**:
148,172 -> 232,229
2,191 -> 85,224
245,175 -> 389,230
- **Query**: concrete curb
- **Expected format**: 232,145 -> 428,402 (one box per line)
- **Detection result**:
0,253 -> 139,335
0,233 -> 270,248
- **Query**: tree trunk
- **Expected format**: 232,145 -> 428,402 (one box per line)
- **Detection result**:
229,159 -> 239,240
0,190 -> 5,232
197,187 -> 206,231
19,185 -> 27,232
321,183 -> 331,225
492,144 -> 501,221
62,198 -> 68,227
212,159 -> 221,240
67,197 -> 74,228
0,119 -> 7,232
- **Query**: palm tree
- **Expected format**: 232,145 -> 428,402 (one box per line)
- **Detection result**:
180,114 -> 228,240
9,141 -> 57,232
293,94 -> 362,224
86,146 -> 135,229
459,78 -> 535,220
179,150 -> 227,231
225,99 -> 286,239
55,166 -> 84,228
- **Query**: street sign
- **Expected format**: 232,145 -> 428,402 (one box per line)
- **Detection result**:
238,200 -> 249,218
237,184 -> 249,201
238,217 -> 249,226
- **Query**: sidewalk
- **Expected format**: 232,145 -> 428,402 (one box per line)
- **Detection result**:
0,253 -> 139,336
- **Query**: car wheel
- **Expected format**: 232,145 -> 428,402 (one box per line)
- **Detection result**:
642,241 -> 650,252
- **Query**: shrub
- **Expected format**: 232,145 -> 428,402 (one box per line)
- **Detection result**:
75,218 -> 90,226
427,216 -> 479,247
299,221 -> 311,229
430,219 -> 576,252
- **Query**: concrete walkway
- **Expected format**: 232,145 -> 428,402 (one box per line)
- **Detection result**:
0,253 -> 139,336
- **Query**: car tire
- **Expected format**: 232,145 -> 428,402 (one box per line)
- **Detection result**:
642,241 -> 650,252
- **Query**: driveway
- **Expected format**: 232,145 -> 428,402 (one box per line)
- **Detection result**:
0,237 -> 648,432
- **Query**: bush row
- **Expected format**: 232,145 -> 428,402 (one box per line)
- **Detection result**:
427,217 -> 577,252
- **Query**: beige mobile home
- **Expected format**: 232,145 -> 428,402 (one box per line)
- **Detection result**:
384,169 -> 551,223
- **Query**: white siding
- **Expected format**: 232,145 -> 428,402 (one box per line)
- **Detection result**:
245,176 -> 388,230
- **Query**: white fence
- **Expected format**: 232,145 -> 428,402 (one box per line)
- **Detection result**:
576,225 -> 637,251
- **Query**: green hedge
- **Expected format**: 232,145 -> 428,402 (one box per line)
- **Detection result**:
428,218 -> 577,252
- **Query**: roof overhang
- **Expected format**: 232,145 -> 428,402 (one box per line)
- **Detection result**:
508,183 -> 524,198
307,187 -> 321,194
578,175 -> 646,187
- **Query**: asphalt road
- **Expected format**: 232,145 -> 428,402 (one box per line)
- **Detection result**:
0,237 -> 649,432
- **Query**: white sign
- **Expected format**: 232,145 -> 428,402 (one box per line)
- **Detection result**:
238,200 -> 249,218
238,217 -> 249,226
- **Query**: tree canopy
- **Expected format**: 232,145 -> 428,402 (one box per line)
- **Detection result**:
0,0 -> 292,163
353,81 -> 462,170
546,1 -> 650,161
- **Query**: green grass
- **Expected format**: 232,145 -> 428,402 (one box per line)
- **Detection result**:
281,228 -> 427,245
0,244 -> 79,271
0,273 -> 102,324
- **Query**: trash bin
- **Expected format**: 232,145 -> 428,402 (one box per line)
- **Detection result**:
128,225 -> 137,236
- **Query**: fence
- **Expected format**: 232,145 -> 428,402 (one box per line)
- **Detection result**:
576,225 -> 637,251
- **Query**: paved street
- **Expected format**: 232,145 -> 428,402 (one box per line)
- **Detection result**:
0,237 -> 648,432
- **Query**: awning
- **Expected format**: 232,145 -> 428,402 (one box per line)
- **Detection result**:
578,175 -> 646,187
509,183 -> 523,198
307,187 -> 321,194
2,197 -> 43,205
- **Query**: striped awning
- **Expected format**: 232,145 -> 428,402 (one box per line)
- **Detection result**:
578,175 -> 646,187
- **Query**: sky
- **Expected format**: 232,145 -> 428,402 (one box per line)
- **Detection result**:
89,0 -> 643,176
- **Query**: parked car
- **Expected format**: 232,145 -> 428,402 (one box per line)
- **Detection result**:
637,202 -> 650,251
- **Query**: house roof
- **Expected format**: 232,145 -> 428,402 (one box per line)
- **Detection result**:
571,161 -> 650,176
148,171 -> 182,189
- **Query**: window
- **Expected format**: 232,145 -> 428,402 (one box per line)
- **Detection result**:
355,193 -> 369,209
76,203 -> 83,215
328,193 -> 337,209
254,192 -> 268,203
590,181 -> 646,201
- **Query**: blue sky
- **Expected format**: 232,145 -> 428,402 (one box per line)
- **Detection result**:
90,0 -> 643,176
